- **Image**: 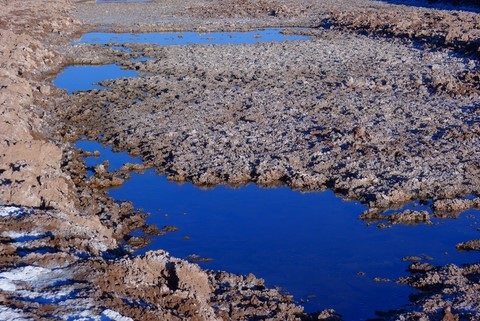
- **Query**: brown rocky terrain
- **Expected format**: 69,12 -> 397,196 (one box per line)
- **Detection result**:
58,27 -> 479,212
391,262 -> 480,320
0,0 -> 80,211
1,0 -> 479,320
325,2 -> 480,56
0,0 -> 311,320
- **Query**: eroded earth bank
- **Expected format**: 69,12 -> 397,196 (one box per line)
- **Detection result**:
1,0 -> 480,320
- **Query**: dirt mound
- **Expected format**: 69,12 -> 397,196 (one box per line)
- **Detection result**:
80,250 -> 305,321
0,0 -> 80,211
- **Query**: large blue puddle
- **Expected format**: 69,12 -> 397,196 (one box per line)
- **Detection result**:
77,140 -> 480,320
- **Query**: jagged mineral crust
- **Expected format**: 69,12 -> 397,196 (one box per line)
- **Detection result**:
1,0 -> 479,320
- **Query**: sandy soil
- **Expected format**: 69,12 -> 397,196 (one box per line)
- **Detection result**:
1,0 -> 479,320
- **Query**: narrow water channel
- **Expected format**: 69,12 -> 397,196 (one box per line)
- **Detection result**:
59,30 -> 480,320
73,29 -> 310,46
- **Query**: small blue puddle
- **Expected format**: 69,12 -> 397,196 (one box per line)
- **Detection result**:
130,57 -> 155,62
77,140 -> 480,321
73,29 -> 310,46
76,140 -> 142,176
14,234 -> 46,243
53,64 -> 138,94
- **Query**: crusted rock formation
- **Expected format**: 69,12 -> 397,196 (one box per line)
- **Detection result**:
1,0 -> 479,320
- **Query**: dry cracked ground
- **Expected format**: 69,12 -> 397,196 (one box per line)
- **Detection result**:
1,0 -> 480,320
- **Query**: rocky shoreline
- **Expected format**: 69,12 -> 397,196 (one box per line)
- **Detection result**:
1,0 -> 479,320
58,28 -> 479,212
0,1 -> 308,320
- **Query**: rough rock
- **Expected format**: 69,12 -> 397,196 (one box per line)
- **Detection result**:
57,28 -> 480,210
390,263 -> 480,320
456,239 -> 480,251
432,197 -> 480,217
0,0 -> 81,211
1,0 -> 480,320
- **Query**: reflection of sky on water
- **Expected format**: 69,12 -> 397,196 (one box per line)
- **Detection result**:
73,29 -> 310,46
55,29 -> 309,93
78,140 -> 480,320
76,140 -> 142,177
53,64 -> 138,94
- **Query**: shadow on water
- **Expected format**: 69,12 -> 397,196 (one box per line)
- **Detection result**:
77,140 -> 480,321
379,0 -> 480,12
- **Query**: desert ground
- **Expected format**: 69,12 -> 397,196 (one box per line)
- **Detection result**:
0,0 -> 479,320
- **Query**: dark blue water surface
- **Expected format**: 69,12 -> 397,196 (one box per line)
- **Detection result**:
76,140 -> 480,321
73,29 -> 310,46
53,64 -> 138,93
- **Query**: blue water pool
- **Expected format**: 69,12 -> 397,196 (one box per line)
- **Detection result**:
73,29 -> 310,46
77,140 -> 480,320
61,29 -> 479,320
53,64 -> 139,94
